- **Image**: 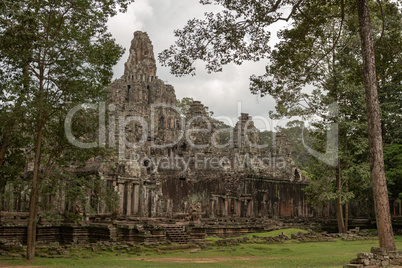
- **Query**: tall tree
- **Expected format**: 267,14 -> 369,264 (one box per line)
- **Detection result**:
159,0 -> 400,250
0,0 -> 134,259
356,0 -> 394,250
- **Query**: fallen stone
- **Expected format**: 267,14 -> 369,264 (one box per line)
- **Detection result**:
373,253 -> 385,261
362,259 -> 370,266
390,258 -> 402,265
381,260 -> 390,267
371,247 -> 387,255
343,264 -> 363,268
389,251 -> 402,259
369,259 -> 381,266
357,252 -> 373,259
350,258 -> 363,264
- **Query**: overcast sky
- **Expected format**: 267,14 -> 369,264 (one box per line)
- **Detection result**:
107,0 -> 291,130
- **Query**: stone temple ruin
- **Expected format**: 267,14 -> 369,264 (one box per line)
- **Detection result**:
0,31 -> 343,245
103,31 -> 310,221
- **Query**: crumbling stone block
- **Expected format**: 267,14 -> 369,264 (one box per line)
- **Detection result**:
371,247 -> 387,255
357,252 -> 373,259
381,259 -> 390,267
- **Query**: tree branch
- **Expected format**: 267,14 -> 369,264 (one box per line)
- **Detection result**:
375,0 -> 385,46
306,0 -> 345,80
272,0 -> 304,23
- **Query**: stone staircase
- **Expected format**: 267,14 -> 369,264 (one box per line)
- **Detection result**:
163,225 -> 189,244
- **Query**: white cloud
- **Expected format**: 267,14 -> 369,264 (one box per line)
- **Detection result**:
107,0 -> 290,129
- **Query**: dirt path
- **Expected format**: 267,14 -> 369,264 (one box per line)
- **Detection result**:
0,266 -> 43,268
124,256 -> 279,263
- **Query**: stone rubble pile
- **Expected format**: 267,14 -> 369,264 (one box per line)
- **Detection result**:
213,230 -> 375,247
344,247 -> 402,267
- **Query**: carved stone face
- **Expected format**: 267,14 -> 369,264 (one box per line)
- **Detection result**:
124,31 -> 157,76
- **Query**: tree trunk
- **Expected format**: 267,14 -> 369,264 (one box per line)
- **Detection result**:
26,66 -> 45,260
344,135 -> 348,231
345,179 -> 349,231
26,123 -> 43,260
336,161 -> 346,233
27,122 -> 43,260
356,0 -> 395,251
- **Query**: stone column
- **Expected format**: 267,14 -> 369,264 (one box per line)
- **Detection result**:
210,198 -> 215,218
141,186 -> 148,217
132,184 -> 139,214
224,199 -> 228,217
126,183 -> 132,215
85,188 -> 91,221
248,200 -> 254,217
244,200 -> 249,217
118,182 -> 124,215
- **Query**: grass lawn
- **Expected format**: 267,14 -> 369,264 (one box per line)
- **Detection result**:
1,229 -> 402,268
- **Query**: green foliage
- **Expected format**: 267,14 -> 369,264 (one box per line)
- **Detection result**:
64,211 -> 81,224
0,178 -> 29,211
0,0 -> 133,217
161,2 -> 400,241
159,0 -> 272,75
207,228 -> 309,242
258,130 -> 273,148
302,1 -> 400,206
41,211 -> 63,225
275,120 -> 313,171
384,144 -> 402,200
40,170 -> 118,221
177,97 -> 214,116
176,97 -> 194,116
160,0 -> 400,158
